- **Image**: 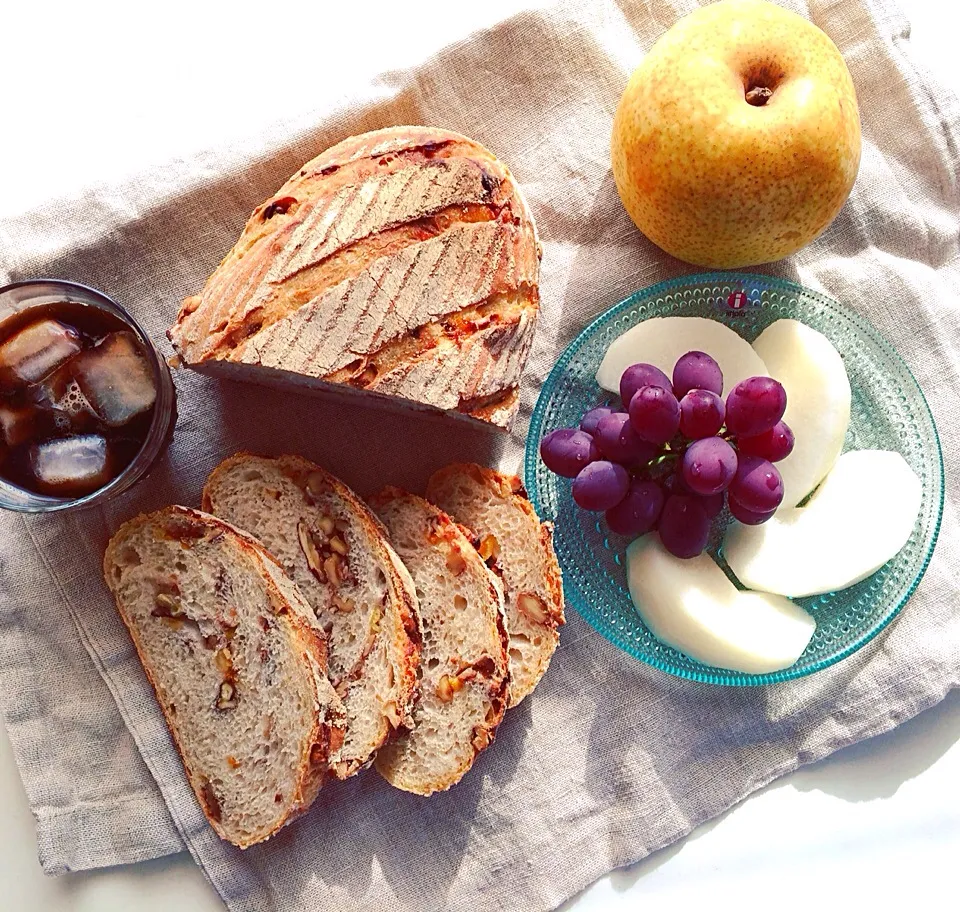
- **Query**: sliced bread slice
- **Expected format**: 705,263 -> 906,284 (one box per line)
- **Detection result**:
426,463 -> 564,707
103,506 -> 345,849
202,454 -> 422,779
369,487 -> 509,796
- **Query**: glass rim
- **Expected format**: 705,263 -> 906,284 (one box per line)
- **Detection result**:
0,278 -> 176,514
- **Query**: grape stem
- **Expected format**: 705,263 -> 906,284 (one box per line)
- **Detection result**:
643,450 -> 679,482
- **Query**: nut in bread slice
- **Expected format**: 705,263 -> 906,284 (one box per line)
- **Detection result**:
369,487 -> 509,796
103,506 -> 345,848
426,463 -> 564,707
203,454 -> 422,779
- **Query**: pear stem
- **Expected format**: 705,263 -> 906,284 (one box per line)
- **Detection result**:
745,85 -> 774,106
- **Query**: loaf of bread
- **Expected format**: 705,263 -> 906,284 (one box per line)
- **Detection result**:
169,126 -> 541,430
369,488 -> 510,795
202,454 -> 422,779
426,463 -> 564,706
103,507 -> 346,848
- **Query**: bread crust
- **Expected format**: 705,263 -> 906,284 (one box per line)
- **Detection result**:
104,506 -> 344,848
426,463 -> 564,707
169,126 -> 540,430
203,453 -> 422,778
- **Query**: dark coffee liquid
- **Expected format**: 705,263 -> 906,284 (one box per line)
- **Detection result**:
0,301 -> 158,499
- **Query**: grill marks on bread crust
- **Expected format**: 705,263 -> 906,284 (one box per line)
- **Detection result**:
233,217 -> 536,380
170,127 -> 540,428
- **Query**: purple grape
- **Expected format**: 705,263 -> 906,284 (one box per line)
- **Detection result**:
594,412 -> 659,467
628,385 -> 680,444
620,362 -> 672,409
737,420 -> 795,463
539,428 -> 598,478
580,406 -> 616,437
678,389 -> 725,439
728,455 -> 784,513
658,494 -> 711,559
725,376 -> 787,437
699,491 -> 725,518
605,479 -> 664,536
572,460 -> 629,511
729,496 -> 777,525
681,437 -> 738,496
673,350 -> 723,398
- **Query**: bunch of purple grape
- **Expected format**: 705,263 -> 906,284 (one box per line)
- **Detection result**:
539,350 -> 794,559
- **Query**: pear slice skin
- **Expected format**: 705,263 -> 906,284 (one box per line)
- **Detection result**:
723,450 -> 922,599
751,319 -> 851,508
597,316 -> 768,398
626,535 -> 816,675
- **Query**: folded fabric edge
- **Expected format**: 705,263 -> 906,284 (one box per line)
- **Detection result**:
881,0 -> 960,176
34,791 -> 187,876
0,516 -> 188,875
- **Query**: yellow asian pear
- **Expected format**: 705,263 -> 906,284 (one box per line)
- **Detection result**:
611,0 -> 861,268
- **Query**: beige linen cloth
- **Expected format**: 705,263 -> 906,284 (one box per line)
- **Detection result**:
0,0 -> 958,908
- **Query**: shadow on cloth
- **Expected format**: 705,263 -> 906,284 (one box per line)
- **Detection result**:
220,700 -> 529,912
209,373 -> 502,498
564,686 -> 960,906
791,685 -> 960,801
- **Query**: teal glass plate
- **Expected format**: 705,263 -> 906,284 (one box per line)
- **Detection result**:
524,273 -> 944,686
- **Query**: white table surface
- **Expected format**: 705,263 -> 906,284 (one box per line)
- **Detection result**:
1,1 -> 958,910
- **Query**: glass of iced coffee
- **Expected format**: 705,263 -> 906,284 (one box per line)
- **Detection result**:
0,280 -> 176,513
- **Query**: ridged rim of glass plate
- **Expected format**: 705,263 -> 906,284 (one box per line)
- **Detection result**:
524,272 -> 945,686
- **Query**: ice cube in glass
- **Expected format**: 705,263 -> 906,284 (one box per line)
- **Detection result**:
73,332 -> 157,427
0,319 -> 82,386
30,434 -> 111,496
0,403 -> 37,448
32,357 -> 100,433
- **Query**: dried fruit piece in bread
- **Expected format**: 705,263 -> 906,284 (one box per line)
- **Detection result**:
203,454 -> 421,778
426,463 -> 564,707
103,506 -> 345,848
369,488 -> 509,795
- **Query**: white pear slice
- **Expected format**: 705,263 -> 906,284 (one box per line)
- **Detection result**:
597,316 -> 768,398
752,319 -> 851,508
626,535 -> 816,675
724,450 -> 922,598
